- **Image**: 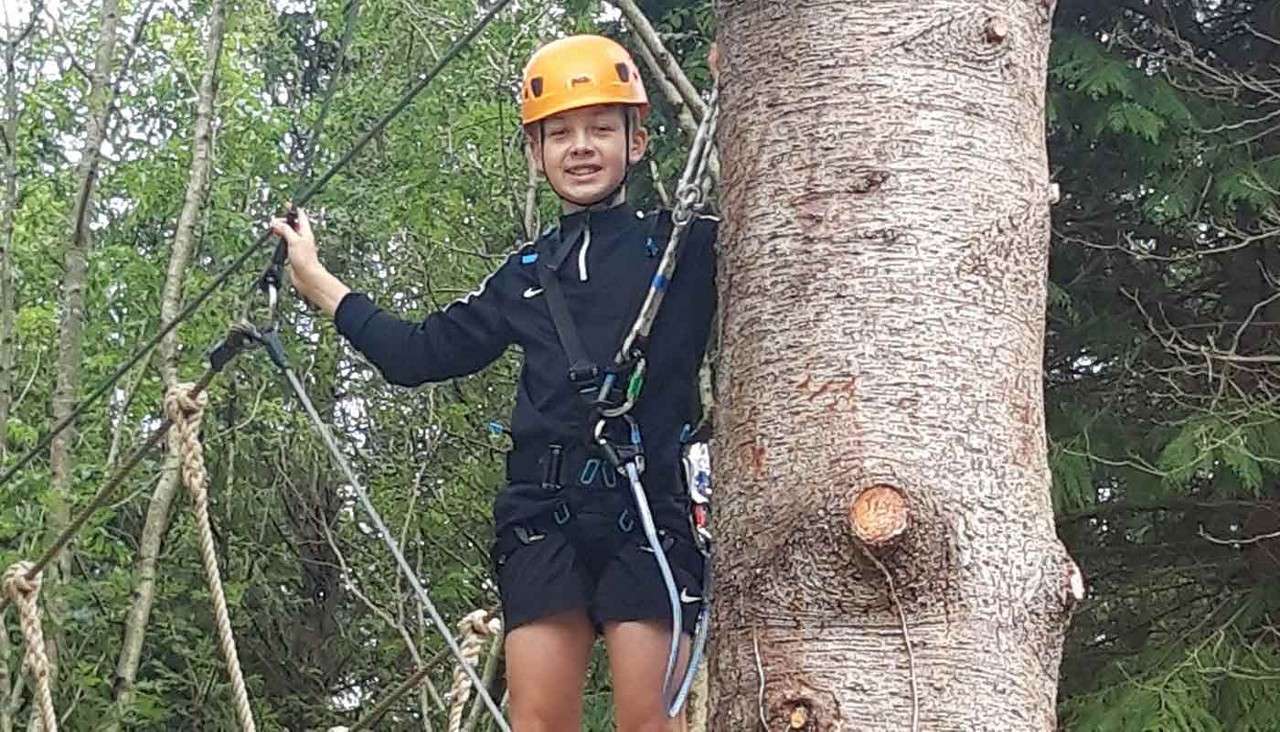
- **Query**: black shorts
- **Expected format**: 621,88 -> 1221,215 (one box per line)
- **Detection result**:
491,500 -> 706,635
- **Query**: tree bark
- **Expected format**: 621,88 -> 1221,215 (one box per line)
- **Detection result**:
108,0 -> 227,720
710,2 -> 1081,730
0,0 -> 28,471
0,17 -> 28,729
42,0 -> 121,691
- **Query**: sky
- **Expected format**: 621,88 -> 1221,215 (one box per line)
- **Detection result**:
0,0 -> 46,38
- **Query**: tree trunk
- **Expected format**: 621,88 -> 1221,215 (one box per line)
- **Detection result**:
41,0 -> 120,694
0,0 -> 26,471
0,19 -> 27,731
109,0 -> 227,720
709,2 -> 1081,730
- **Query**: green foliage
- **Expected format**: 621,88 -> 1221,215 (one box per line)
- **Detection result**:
1063,597 -> 1280,732
1049,1 -> 1280,728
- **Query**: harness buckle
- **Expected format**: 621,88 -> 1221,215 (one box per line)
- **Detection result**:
542,444 -> 564,492
553,502 -> 572,526
568,363 -> 599,386
513,525 -> 546,545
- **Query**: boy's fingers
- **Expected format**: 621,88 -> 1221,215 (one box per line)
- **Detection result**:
270,218 -> 299,245
294,208 -> 313,238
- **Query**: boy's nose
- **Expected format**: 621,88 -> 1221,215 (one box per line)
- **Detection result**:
568,131 -> 596,155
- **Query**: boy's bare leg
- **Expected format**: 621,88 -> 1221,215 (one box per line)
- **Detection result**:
505,609 -> 596,731
604,619 -> 691,732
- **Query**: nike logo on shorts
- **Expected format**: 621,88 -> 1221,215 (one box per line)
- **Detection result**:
522,287 -> 544,299
680,589 -> 703,604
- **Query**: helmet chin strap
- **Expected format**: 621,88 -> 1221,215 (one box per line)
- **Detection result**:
540,112 -> 633,211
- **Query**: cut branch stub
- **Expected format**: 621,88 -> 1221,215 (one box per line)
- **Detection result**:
789,702 -> 810,729
984,17 -> 1009,43
849,484 -> 909,550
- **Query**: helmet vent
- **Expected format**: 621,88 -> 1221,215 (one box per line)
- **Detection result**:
530,77 -> 543,97
615,63 -> 630,82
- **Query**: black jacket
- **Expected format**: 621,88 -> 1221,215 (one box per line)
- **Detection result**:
334,202 -> 718,528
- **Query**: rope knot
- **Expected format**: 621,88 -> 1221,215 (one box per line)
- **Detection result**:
164,383 -> 209,422
447,609 -> 502,732
2,560 -> 39,599
457,608 -> 498,638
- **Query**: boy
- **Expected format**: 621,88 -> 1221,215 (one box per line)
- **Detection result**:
272,34 -> 717,731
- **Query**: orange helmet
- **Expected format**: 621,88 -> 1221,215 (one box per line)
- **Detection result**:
520,35 -> 649,126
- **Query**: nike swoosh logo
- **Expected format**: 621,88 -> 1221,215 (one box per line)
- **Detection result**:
680,589 -> 703,604
522,287 -> 544,299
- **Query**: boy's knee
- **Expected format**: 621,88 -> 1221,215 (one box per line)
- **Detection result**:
510,706 -> 579,732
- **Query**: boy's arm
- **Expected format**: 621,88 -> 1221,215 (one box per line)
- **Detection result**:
272,210 -> 515,387
331,269 -> 515,386
296,265 -> 350,317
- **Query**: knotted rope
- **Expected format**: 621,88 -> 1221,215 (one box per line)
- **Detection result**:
3,561 -> 57,732
164,384 -> 256,732
447,609 -> 501,732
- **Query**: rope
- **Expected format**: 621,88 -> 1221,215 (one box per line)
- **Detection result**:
617,87 -> 719,360
447,610 -> 501,732
3,561 -> 57,732
0,0 -> 516,492
164,384 -> 256,732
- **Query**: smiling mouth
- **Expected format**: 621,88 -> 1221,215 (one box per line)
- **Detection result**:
566,166 -> 602,178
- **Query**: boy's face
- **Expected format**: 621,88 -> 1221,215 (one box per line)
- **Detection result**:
528,104 -> 648,207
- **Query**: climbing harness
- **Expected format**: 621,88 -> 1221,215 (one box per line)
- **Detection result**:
536,87 -> 719,716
